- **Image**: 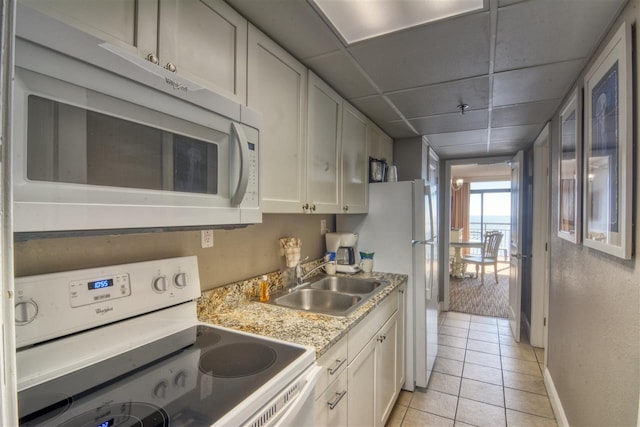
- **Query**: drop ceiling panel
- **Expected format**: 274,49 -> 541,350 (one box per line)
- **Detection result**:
492,59 -> 584,107
491,99 -> 559,127
495,0 -> 626,72
386,76 -> 490,118
347,12 -> 491,92
490,124 -> 543,145
226,0 -> 341,59
378,120 -> 418,139
407,110 -> 489,135
426,129 -> 488,148
350,95 -> 403,125
305,51 -> 378,99
436,143 -> 490,158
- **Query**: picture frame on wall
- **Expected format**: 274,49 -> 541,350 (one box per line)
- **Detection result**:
558,88 -> 581,243
583,21 -> 632,259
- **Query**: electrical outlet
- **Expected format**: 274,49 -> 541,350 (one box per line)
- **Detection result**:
320,219 -> 327,235
201,230 -> 214,248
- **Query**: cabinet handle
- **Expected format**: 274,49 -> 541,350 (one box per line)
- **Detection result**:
302,203 -> 309,212
328,390 -> 347,410
165,62 -> 177,73
311,204 -> 316,212
146,53 -> 159,64
378,335 -> 387,342
399,289 -> 405,294
328,358 -> 346,375
343,205 -> 349,212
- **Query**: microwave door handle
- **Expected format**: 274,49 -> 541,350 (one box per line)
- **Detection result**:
230,122 -> 250,206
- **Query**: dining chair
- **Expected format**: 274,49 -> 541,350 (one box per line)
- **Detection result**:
462,231 -> 503,285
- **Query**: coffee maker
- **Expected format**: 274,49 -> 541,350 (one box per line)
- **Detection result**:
325,232 -> 360,274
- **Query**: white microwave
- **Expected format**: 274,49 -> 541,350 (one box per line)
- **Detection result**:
13,6 -> 261,233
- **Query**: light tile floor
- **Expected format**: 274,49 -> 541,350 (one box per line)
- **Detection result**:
386,311 -> 557,427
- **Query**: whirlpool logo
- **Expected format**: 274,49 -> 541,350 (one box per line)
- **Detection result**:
165,77 -> 187,92
95,307 -> 114,315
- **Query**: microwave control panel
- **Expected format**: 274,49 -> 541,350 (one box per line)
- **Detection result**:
245,141 -> 259,205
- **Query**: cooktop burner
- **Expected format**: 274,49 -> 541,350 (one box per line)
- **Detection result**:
200,343 -> 277,378
18,325 -> 306,426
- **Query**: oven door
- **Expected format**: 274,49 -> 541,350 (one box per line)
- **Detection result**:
13,39 -> 260,233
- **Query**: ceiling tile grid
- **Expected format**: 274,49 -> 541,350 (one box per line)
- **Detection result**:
226,0 -> 628,159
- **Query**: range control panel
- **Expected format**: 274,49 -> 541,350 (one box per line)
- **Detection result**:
15,256 -> 200,348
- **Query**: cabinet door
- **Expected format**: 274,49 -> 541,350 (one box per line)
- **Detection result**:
20,0 -> 157,57
396,284 -> 406,390
307,72 -> 342,214
347,336 -> 376,427
315,371 -> 348,427
341,102 -> 368,214
380,133 -> 394,166
376,312 -> 398,427
158,0 -> 247,103
247,25 -> 307,213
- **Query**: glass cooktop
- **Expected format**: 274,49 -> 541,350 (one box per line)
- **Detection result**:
18,325 -> 306,426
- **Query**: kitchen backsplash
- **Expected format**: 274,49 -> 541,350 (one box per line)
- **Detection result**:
14,214 -> 335,290
197,257 -> 325,319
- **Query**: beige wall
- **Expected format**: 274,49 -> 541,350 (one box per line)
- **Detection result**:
15,214 -> 335,290
548,1 -> 639,425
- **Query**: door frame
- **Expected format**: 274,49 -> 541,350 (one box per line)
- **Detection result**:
442,155 -> 512,311
530,124 -> 551,348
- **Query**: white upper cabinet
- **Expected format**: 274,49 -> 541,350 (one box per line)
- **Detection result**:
340,102 -> 368,214
367,121 -> 393,166
157,0 -> 247,103
247,25 -> 307,213
307,72 -> 342,214
21,0 -> 247,103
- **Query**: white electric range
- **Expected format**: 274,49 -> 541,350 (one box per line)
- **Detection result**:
15,256 -> 319,427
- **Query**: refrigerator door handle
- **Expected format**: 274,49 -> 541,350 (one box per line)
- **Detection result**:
412,239 -> 435,246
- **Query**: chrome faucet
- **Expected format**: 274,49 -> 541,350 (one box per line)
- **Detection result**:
295,261 -> 333,286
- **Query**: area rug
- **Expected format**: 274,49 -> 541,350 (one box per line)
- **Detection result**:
449,262 -> 510,318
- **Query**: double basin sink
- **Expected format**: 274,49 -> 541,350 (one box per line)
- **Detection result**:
266,275 -> 387,317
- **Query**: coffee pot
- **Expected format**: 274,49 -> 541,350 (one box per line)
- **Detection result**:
325,232 -> 360,274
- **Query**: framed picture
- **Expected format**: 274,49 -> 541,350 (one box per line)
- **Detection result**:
558,89 -> 581,243
583,21 -> 632,259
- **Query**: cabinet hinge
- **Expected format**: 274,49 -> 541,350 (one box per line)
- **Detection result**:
545,242 -> 548,251
544,317 -> 547,327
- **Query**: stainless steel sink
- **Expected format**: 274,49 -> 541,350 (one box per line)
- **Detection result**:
309,276 -> 383,294
273,289 -> 362,316
266,275 -> 387,316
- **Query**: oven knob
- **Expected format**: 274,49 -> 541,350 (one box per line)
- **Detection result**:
174,370 -> 187,388
173,272 -> 187,289
152,276 -> 167,293
153,380 -> 169,399
15,299 -> 38,325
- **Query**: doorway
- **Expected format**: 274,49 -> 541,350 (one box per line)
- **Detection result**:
443,158 -> 512,318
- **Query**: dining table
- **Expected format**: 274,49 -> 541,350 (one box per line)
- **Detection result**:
450,240 -> 484,279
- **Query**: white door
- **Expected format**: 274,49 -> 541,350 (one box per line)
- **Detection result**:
509,151 -> 524,341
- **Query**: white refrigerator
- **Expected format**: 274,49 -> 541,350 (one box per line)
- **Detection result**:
337,179 -> 438,390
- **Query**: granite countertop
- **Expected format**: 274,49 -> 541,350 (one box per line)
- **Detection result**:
197,272 -> 408,358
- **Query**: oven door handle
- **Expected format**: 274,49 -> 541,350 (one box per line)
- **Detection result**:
230,122 -> 250,206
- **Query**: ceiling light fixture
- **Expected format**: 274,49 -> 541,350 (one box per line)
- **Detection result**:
451,178 -> 464,191
457,103 -> 469,115
310,0 -> 485,44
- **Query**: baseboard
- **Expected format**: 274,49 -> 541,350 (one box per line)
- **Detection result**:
543,367 -> 570,427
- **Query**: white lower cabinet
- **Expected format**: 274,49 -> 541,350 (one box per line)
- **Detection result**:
315,286 -> 406,427
376,312 -> 399,426
316,366 -> 348,426
347,335 -> 377,427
